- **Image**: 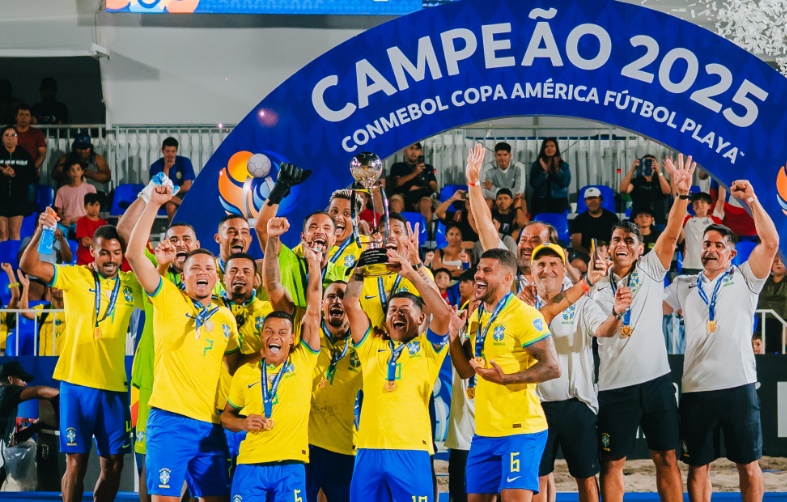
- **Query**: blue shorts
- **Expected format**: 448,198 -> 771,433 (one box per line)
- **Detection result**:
466,431 -> 548,495
232,462 -> 306,502
305,445 -> 354,502
60,381 -> 131,456
145,408 -> 230,498
225,429 -> 247,461
350,449 -> 433,502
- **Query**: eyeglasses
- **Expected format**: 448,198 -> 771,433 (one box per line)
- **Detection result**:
3,133 -> 18,138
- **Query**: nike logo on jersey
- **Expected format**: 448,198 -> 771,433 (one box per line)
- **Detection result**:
506,476 -> 521,483
597,286 -> 609,291
364,295 -> 376,300
247,381 -> 260,389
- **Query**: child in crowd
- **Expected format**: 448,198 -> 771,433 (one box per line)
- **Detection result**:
433,268 -> 453,303
752,334 -> 764,355
54,160 -> 96,237
457,268 -> 476,309
630,208 -> 661,254
679,191 -> 724,275
75,193 -> 107,265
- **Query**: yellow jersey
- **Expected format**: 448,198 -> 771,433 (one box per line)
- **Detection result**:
296,237 -> 366,280
228,341 -> 319,464
309,324 -> 362,456
469,295 -> 551,437
219,295 -> 274,356
34,304 -> 66,356
148,278 -> 240,424
50,265 -> 143,392
360,269 -> 434,331
353,328 -> 448,453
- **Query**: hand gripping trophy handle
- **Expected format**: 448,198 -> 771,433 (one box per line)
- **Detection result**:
349,152 -> 391,276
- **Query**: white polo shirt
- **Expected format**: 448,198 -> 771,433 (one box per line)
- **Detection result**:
681,213 -> 722,270
663,262 -> 765,393
590,251 -> 671,391
536,295 -> 607,413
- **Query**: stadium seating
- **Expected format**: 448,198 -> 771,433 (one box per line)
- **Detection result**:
400,212 -> 427,247
0,240 -> 22,270
35,185 -> 55,213
576,185 -> 615,214
67,240 -> 79,264
110,184 -> 145,217
20,213 -> 38,239
533,212 -> 570,246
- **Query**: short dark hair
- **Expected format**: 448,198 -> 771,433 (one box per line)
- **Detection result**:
65,159 -> 82,172
703,224 -> 738,247
2,125 -> 17,136
433,268 -> 452,280
184,248 -> 216,265
480,248 -> 518,274
263,310 -> 294,330
494,142 -> 511,153
83,193 -> 101,207
226,252 -> 257,272
496,188 -> 513,199
303,210 -> 336,232
329,189 -> 363,214
692,192 -> 713,204
386,212 -> 408,228
168,222 -> 197,235
218,214 -> 248,228
389,291 -> 423,312
162,137 -> 179,150
93,225 -> 122,244
15,104 -> 31,114
611,221 -> 643,244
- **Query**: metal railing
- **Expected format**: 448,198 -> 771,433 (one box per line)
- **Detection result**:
755,309 -> 787,354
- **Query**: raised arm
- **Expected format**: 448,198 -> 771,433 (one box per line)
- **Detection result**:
618,159 -> 637,194
448,308 -> 474,379
652,159 -> 671,195
300,246 -> 323,351
466,144 -> 501,251
730,180 -> 779,279
653,154 -> 694,270
387,248 -> 451,335
713,185 -> 726,219
127,186 -> 172,294
19,211 -> 58,284
255,163 -> 311,250
262,217 -> 295,315
345,269 -> 371,344
435,189 -> 465,221
117,196 -> 147,245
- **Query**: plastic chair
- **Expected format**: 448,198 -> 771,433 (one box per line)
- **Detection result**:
533,213 -> 570,246
0,240 -> 22,270
110,184 -> 144,216
434,221 -> 448,250
0,269 -> 11,306
6,316 -> 36,356
36,185 -> 55,213
576,185 -> 616,214
439,184 -> 466,211
732,240 -> 757,266
400,212 -> 427,247
67,239 -> 79,264
20,213 -> 38,240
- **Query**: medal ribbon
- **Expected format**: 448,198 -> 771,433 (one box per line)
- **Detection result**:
378,275 -> 403,314
474,293 -> 512,358
609,269 -> 633,327
191,300 -> 220,333
329,238 -> 353,265
93,271 -> 121,329
217,258 -> 226,274
386,339 -> 406,383
261,358 -> 288,419
322,322 -> 350,383
696,268 -> 732,323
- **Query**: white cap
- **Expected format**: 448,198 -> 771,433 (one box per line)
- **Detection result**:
584,187 -> 602,199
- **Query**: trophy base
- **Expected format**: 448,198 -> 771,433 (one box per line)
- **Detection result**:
357,248 -> 390,277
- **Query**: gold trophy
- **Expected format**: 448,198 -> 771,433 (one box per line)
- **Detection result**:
349,152 -> 390,276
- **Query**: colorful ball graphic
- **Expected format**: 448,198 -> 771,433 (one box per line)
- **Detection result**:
217,150 -> 299,219
777,165 -> 787,216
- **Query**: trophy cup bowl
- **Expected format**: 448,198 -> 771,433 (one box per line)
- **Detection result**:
349,152 -> 390,276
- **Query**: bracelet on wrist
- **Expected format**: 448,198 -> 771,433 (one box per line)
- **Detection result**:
579,279 -> 590,293
747,196 -> 757,205
584,273 -> 594,287
677,193 -> 691,200
8,282 -> 20,288
413,262 -> 423,270
468,180 -> 480,187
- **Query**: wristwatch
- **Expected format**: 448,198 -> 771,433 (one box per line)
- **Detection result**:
677,194 -> 691,200
413,262 -> 423,270
611,306 -> 626,320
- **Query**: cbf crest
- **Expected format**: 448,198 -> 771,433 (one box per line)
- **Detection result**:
406,340 -> 421,356
255,315 -> 265,331
222,322 -> 231,339
65,427 -> 77,446
561,305 -> 576,322
493,325 -> 505,342
630,271 -> 641,294
159,468 -> 171,488
344,254 -> 357,268
123,286 -> 133,303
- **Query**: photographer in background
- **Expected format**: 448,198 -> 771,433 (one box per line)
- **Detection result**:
619,155 -> 671,225
390,142 -> 438,210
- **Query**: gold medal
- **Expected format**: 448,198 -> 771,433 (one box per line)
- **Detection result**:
707,320 -> 717,333
263,419 -> 275,431
473,357 -> 486,368
384,381 -> 397,392
620,326 -> 633,338
205,321 -> 214,333
318,377 -> 328,389
466,387 -> 475,399
93,326 -> 102,339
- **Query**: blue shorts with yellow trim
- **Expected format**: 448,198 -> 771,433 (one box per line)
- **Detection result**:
145,408 -> 230,498
232,462 -> 306,502
466,431 -> 547,495
60,381 -> 131,455
350,449 -> 433,502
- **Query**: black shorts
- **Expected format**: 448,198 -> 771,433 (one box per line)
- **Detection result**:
679,383 -> 762,466
598,374 -> 680,459
539,398 -> 600,479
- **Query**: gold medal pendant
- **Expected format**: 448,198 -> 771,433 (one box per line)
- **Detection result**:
620,326 -> 633,338
263,418 -> 275,431
707,321 -> 717,333
473,357 -> 486,368
466,388 -> 475,399
384,381 -> 397,392
93,326 -> 102,339
318,377 -> 328,389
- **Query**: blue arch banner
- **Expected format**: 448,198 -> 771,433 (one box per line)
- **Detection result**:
178,0 -> 787,253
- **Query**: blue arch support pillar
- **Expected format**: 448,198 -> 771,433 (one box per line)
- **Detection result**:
178,0 -> 787,253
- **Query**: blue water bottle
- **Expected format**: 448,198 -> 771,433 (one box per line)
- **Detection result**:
38,207 -> 57,255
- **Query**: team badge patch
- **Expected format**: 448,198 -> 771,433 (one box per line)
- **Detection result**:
65,427 -> 77,446
406,340 -> 421,355
159,468 -> 171,488
601,433 -> 610,451
344,254 -> 356,268
222,323 -> 231,339
493,325 -> 505,342
533,318 -> 544,332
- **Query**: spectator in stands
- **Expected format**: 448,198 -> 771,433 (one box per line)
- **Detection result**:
0,80 -> 23,126
418,196 -> 440,251
757,255 -> 787,354
149,137 -> 196,221
18,272 -> 66,356
620,156 -> 671,225
31,78 -> 69,125
389,142 -> 437,210
492,188 -> 527,237
435,189 -> 478,244
679,191 -> 724,275
389,194 -> 405,214
433,267 -> 454,303
714,184 -> 757,238
0,263 -> 21,356
630,207 -> 661,254
51,133 -> 111,198
570,186 -> 619,272
75,193 -> 107,266
13,104 -> 47,176
431,223 -> 471,278
529,138 -> 571,215
751,334 -> 763,355
54,160 -> 97,237
481,141 -> 526,206
0,125 -> 36,242
17,228 -> 72,302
